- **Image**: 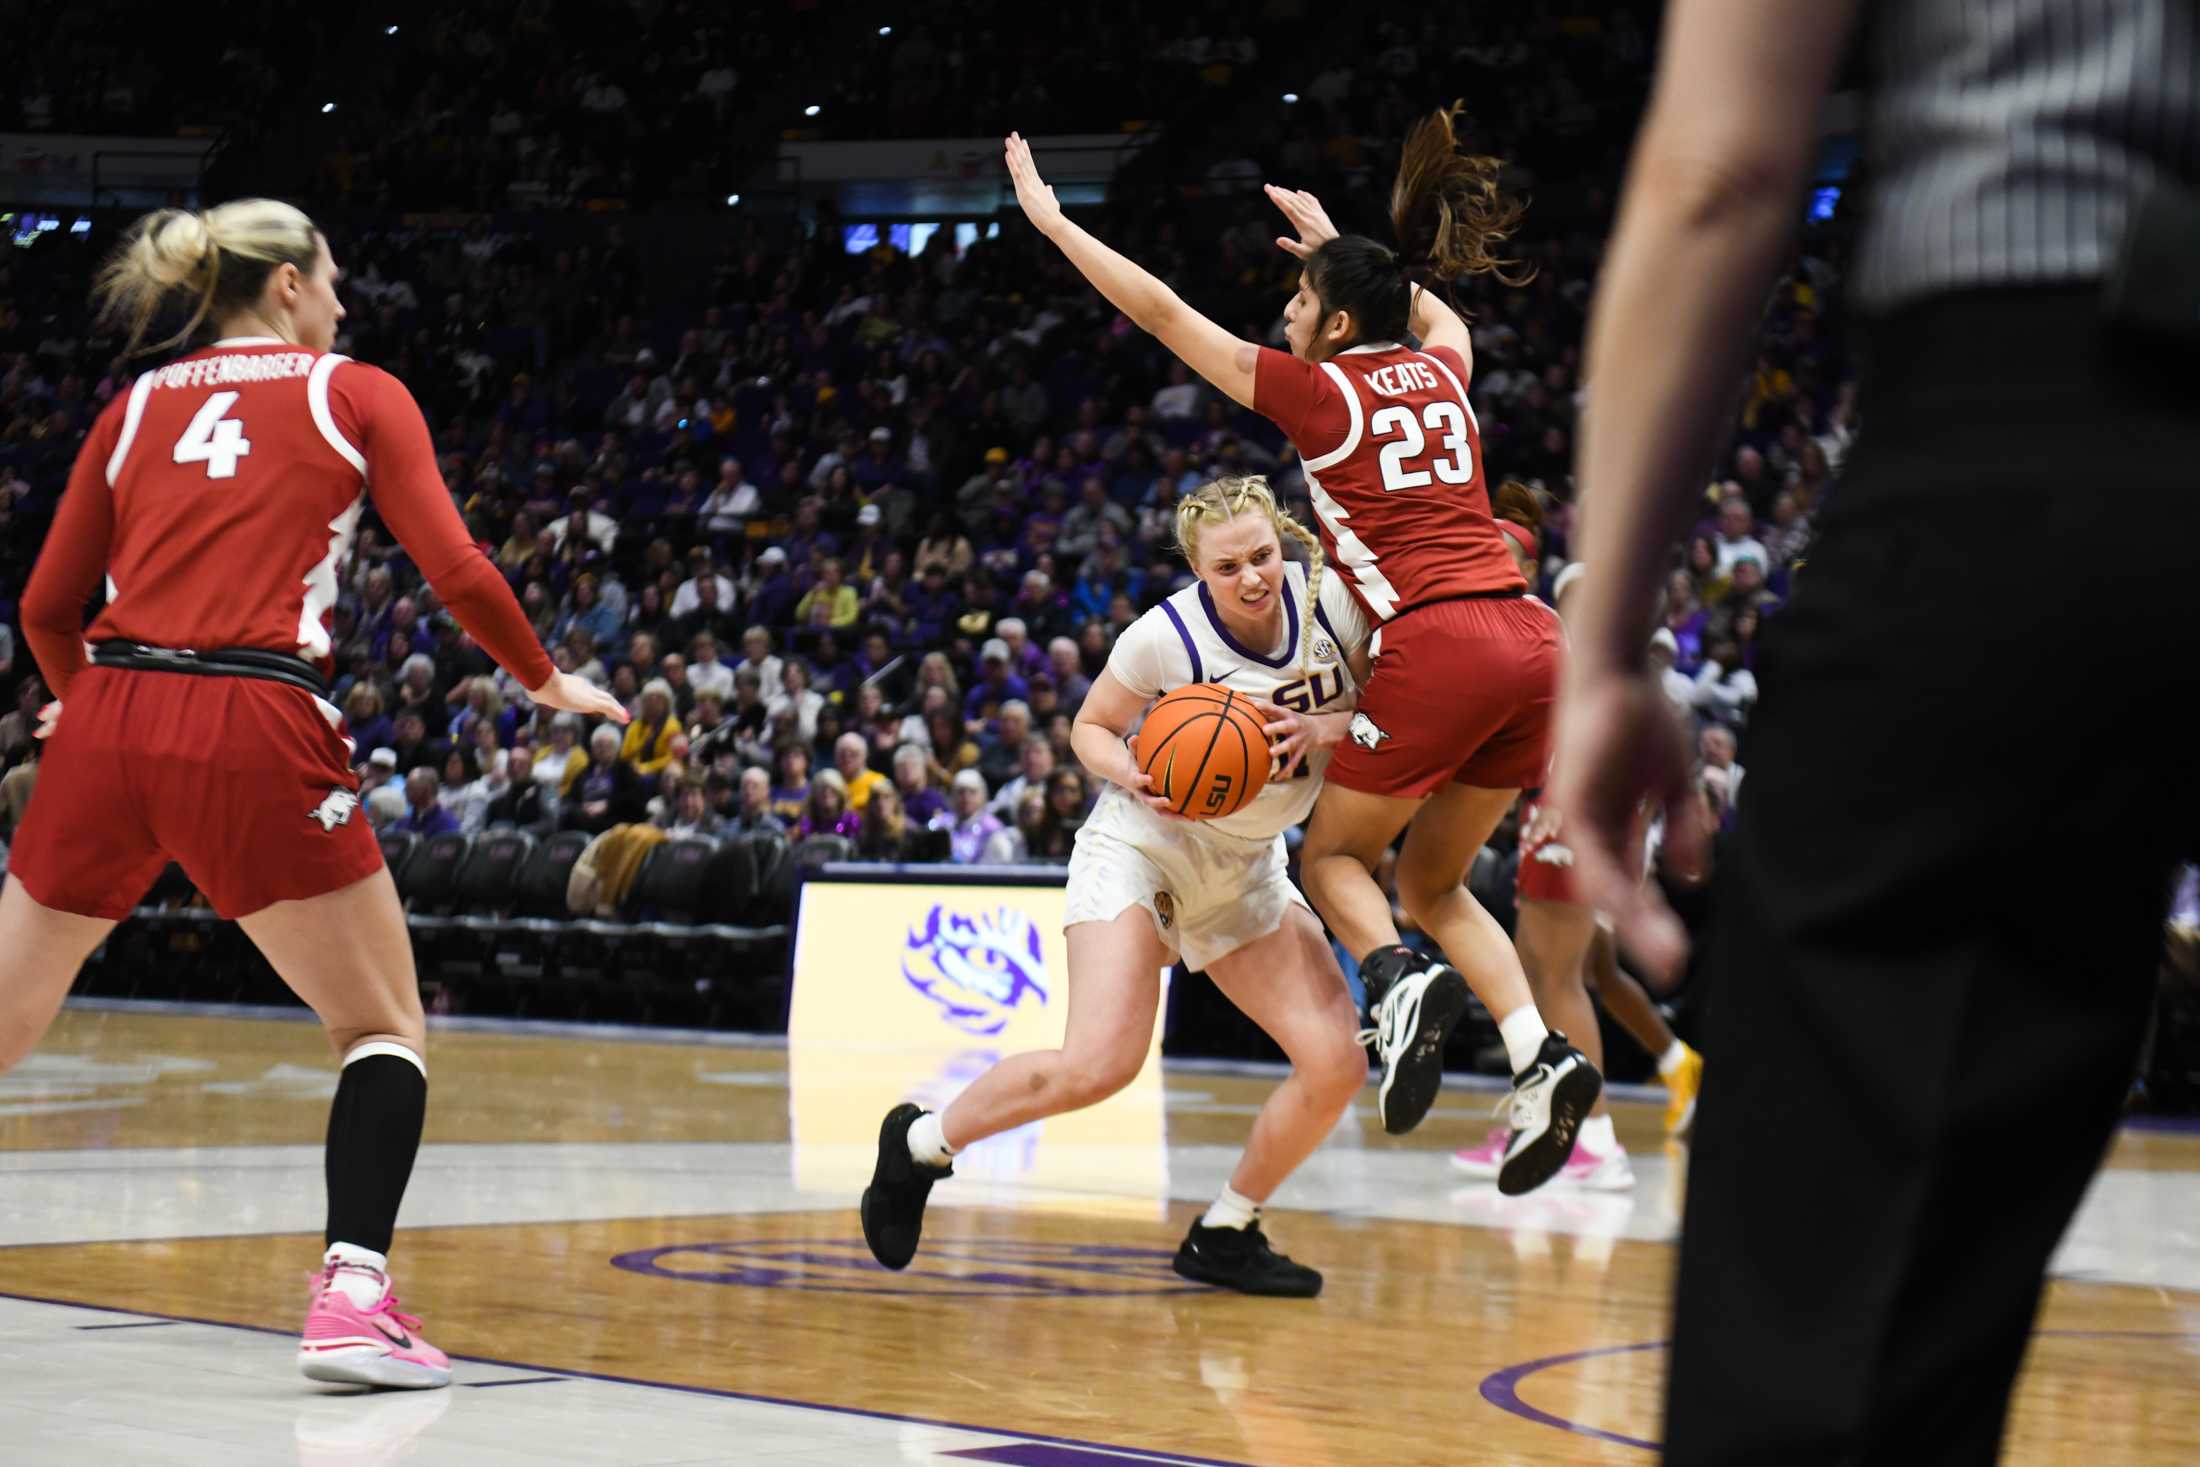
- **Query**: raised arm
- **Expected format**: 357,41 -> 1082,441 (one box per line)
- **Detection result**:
1005,134 -> 1258,410
1266,182 -> 1474,368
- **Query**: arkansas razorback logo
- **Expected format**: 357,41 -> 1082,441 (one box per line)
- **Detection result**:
1347,713 -> 1393,751
307,789 -> 359,832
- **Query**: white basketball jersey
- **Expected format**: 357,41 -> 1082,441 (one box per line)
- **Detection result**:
1102,562 -> 1371,842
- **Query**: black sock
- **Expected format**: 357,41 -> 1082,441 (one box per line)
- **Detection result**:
324,1051 -> 427,1255
1357,944 -> 1422,1012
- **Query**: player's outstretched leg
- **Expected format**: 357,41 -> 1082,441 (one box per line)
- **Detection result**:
1586,925 -> 1702,1135
241,872 -> 450,1389
860,1103 -> 954,1270
861,908 -> 1167,1269
1356,942 -> 1472,1136
1175,908 -> 1364,1297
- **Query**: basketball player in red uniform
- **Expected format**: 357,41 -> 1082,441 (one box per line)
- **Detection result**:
0,200 -> 624,1388
1006,110 -> 1598,1195
1451,489 -> 1706,1189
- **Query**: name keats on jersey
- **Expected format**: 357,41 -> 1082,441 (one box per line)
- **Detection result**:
1365,360 -> 1441,398
150,352 -> 316,392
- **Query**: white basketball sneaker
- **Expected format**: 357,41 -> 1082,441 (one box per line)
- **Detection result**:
1357,956 -> 1472,1136
1495,1032 -> 1603,1196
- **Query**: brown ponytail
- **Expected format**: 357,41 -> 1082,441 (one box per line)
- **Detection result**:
1491,479 -> 1544,532
1389,102 -> 1534,289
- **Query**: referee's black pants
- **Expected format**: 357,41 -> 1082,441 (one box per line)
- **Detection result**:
1664,287 -> 2200,1465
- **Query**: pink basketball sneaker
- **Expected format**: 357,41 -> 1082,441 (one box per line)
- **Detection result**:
1559,1143 -> 1637,1192
1448,1127 -> 1510,1180
298,1262 -> 451,1389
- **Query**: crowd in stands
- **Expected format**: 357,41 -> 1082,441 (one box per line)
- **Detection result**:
6,2 -> 1659,212
1,0 -> 1833,898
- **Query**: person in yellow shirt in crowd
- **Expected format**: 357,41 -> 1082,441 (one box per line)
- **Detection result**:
622,678 -> 684,776
796,558 -> 861,629
833,731 -> 890,812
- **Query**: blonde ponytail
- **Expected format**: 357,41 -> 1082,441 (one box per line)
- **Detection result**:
93,198 -> 323,358
1174,474 -> 1330,682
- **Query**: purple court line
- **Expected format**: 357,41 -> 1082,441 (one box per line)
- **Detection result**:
0,1288 -> 1258,1467
1478,1329 -> 2200,1454
1478,1341 -> 1666,1453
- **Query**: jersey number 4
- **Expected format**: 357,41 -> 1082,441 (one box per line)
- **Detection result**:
1370,400 -> 1472,492
173,392 -> 253,479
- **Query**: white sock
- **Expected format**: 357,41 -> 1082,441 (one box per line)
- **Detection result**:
323,1242 -> 388,1309
1658,1040 -> 1689,1078
1200,1185 -> 1260,1231
1498,1006 -> 1551,1076
906,1110 -> 956,1168
1580,1114 -> 1618,1153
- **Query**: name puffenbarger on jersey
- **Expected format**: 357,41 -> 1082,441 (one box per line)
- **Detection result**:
150,352 -> 317,391
1365,360 -> 1441,398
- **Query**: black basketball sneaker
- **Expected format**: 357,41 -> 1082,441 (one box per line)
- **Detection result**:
1356,944 -> 1472,1135
1171,1219 -> 1323,1298
860,1103 -> 952,1269
1495,1032 -> 1603,1196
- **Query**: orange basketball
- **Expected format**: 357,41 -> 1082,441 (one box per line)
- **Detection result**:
1135,683 -> 1270,820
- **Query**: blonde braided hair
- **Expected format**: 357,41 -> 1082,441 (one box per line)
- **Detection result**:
1174,474 -> 1327,682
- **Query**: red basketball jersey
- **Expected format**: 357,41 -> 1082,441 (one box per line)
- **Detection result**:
1255,341 -> 1523,622
22,337 -> 551,703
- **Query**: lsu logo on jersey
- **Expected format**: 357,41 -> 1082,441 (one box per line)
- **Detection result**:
1348,713 -> 1393,751
902,904 -> 1051,1036
307,789 -> 359,832
1271,666 -> 1348,714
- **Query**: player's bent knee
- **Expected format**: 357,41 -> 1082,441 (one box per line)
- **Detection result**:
1059,1048 -> 1144,1109
1305,1039 -> 1369,1106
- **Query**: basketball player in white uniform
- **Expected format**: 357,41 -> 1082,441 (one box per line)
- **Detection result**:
863,476 -> 1376,1296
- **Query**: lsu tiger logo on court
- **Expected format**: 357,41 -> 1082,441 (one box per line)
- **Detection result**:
307,788 -> 359,832
902,904 -> 1050,1036
1348,713 -> 1393,751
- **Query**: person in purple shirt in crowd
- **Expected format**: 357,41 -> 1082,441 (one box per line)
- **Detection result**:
992,618 -> 1048,684
853,426 -> 903,492
904,562 -> 956,647
779,499 -> 838,583
932,768 -> 1003,865
891,744 -> 949,828
962,639 -> 1030,727
810,630 -> 855,694
746,546 -> 800,627
398,769 -> 462,837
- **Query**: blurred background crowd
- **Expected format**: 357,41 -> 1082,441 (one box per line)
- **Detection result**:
2,2 -> 1835,891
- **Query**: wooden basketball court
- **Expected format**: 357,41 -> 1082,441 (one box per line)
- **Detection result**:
2,1004 -> 2195,1464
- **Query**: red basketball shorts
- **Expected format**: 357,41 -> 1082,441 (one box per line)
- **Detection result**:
7,667 -> 380,920
1514,795 -> 1582,906
1327,595 -> 1562,800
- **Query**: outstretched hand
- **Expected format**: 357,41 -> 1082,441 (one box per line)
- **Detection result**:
1265,184 -> 1340,260
527,671 -> 631,725
1004,133 -> 1065,236
1546,671 -> 1709,987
